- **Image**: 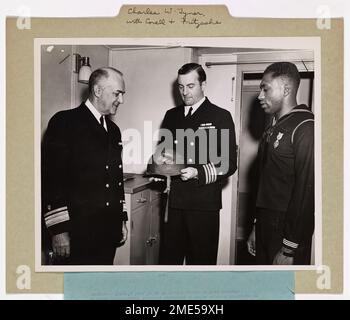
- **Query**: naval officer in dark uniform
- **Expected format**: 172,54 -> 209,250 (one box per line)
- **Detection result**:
247,62 -> 314,265
158,63 -> 237,265
42,67 -> 128,265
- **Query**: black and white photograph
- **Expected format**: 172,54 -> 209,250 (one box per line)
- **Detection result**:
35,37 -> 321,271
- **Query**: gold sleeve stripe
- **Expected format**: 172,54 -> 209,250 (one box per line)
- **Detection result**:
203,164 -> 210,184
45,210 -> 68,223
210,162 -> 217,183
204,163 -> 217,184
207,163 -> 213,184
283,238 -> 299,249
44,206 -> 68,218
45,210 -> 69,228
208,163 -> 213,183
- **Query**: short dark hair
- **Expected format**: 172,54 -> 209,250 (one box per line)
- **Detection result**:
178,63 -> 206,84
264,62 -> 301,90
88,67 -> 123,95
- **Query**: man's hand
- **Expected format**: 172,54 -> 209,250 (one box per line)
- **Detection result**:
180,167 -> 198,181
247,226 -> 256,256
119,221 -> 128,244
273,248 -> 294,265
52,232 -> 70,258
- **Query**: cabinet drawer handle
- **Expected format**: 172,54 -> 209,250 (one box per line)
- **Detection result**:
136,197 -> 147,203
146,236 -> 157,246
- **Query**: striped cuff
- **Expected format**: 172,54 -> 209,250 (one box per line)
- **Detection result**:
283,238 -> 299,250
203,162 -> 217,185
44,206 -> 70,228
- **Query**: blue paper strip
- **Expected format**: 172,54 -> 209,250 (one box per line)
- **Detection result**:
64,271 -> 294,300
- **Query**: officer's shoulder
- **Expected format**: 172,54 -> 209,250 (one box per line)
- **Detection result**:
51,107 -> 79,121
165,105 -> 182,114
48,107 -> 85,132
206,101 -> 232,119
162,106 -> 183,121
210,103 -> 230,114
49,107 -> 77,124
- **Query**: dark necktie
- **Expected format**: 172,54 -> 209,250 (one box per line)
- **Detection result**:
99,116 -> 106,131
185,107 -> 193,119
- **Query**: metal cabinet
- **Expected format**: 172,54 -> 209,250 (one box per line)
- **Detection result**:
147,190 -> 162,264
114,188 -> 162,265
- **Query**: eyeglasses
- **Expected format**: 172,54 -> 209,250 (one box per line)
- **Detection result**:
112,90 -> 125,98
100,86 -> 125,97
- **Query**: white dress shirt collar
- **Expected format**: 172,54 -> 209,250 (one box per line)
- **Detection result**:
184,96 -> 206,116
85,99 -> 107,131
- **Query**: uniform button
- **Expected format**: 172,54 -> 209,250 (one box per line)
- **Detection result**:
118,182 -> 122,186
105,165 -> 109,170
119,164 -> 122,168
174,140 -> 178,144
190,142 -> 194,146
106,202 -> 109,206
188,158 -> 193,163
106,184 -> 109,188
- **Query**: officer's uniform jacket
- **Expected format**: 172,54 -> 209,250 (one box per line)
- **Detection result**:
42,103 -> 128,247
160,97 -> 237,211
256,104 -> 314,251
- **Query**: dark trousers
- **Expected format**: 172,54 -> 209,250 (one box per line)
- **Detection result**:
69,241 -> 117,265
50,244 -> 116,265
255,208 -> 312,265
160,208 -> 220,265
67,210 -> 122,265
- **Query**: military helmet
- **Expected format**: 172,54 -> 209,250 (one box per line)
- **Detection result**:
146,149 -> 186,177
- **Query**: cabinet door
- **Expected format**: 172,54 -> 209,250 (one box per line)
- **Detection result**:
131,190 -> 150,211
130,204 -> 151,265
147,197 -> 162,265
